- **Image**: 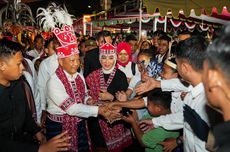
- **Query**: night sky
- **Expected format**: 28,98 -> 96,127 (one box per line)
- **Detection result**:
26,0 -> 126,17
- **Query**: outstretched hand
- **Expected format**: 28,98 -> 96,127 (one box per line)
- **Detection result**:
38,131 -> 71,152
115,91 -> 128,102
99,90 -> 114,101
135,77 -> 160,95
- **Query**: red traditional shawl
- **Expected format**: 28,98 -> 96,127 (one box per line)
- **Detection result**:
86,68 -> 132,152
56,66 -> 92,152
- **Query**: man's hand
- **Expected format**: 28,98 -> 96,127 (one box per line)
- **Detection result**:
115,91 -> 128,102
38,131 -> 71,152
86,98 -> 96,105
98,105 -> 122,123
99,90 -> 114,101
35,131 -> 47,144
135,77 -> 160,95
138,119 -> 154,133
159,138 -> 177,152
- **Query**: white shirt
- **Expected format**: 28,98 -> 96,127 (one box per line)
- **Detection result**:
128,72 -> 141,91
23,58 -> 42,124
161,78 -> 188,113
37,54 -> 58,110
143,78 -> 188,112
26,49 -> 44,59
161,78 -> 188,92
183,83 -> 209,152
117,62 -> 139,79
152,82 -> 209,152
46,71 -> 98,117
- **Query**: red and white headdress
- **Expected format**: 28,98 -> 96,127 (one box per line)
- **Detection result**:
99,42 -> 117,60
37,3 -> 79,58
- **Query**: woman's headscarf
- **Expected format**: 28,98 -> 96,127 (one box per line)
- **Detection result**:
116,42 -> 132,66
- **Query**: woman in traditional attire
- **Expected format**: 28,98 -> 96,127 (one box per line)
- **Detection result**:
86,42 -> 133,152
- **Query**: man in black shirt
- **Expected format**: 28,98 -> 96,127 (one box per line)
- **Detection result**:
84,30 -> 112,78
0,38 -> 70,152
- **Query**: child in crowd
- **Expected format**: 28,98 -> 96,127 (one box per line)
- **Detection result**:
122,89 -> 179,152
122,49 -> 154,99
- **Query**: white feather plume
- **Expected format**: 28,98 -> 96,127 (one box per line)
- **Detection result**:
52,8 -> 66,27
36,7 -> 56,31
63,11 -> 74,26
36,3 -> 74,30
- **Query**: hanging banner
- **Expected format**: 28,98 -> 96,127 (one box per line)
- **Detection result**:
169,19 -> 182,27
185,22 -> 196,29
199,24 -> 209,31
141,17 -> 151,23
156,17 -> 166,24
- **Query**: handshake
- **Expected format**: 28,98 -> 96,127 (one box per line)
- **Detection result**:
97,102 -> 133,124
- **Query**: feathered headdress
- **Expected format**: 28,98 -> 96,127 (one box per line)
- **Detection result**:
37,3 -> 78,58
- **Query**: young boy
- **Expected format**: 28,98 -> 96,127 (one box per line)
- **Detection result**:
122,89 -> 179,152
0,38 -> 70,152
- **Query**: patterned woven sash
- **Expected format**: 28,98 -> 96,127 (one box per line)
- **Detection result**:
56,66 -> 91,152
99,68 -> 116,90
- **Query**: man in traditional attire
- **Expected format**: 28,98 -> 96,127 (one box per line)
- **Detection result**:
0,38 -> 71,152
45,25 -> 113,152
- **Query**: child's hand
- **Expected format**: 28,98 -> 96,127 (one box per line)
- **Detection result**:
115,91 -> 128,102
122,112 -> 136,124
159,138 -> 177,152
138,119 -> 154,133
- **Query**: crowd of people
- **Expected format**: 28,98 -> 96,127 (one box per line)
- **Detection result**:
0,6 -> 230,152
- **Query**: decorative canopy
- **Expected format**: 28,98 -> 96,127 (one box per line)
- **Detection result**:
143,0 -> 230,17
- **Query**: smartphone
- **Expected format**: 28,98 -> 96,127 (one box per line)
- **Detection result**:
120,107 -> 133,116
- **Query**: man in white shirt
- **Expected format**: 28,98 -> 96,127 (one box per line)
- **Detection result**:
37,53 -> 58,126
